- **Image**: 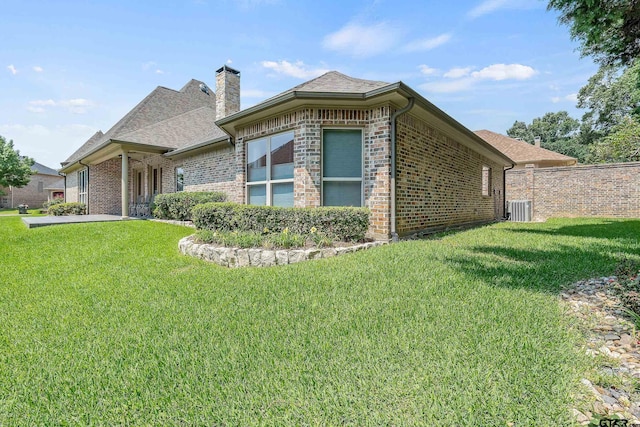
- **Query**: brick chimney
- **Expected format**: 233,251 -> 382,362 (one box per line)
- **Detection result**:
215,65 -> 240,120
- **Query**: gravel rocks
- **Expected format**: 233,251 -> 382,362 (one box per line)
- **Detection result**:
563,276 -> 640,425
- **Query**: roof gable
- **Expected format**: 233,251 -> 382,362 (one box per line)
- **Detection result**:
63,80 -> 217,165
31,161 -> 60,176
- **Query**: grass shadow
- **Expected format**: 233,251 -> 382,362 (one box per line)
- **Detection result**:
443,219 -> 640,294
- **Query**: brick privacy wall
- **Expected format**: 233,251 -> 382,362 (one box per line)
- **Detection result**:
236,106 -> 393,239
506,162 -> 640,221
65,170 -> 79,202
0,173 -> 62,208
89,158 -> 121,215
396,114 -> 505,235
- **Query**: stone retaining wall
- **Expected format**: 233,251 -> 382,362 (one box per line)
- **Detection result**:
179,235 -> 386,268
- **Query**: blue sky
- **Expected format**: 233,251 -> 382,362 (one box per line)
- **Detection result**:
1,0 -> 598,168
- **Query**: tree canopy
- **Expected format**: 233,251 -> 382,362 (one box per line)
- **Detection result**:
547,0 -> 640,67
0,135 -> 34,190
506,111 -> 591,161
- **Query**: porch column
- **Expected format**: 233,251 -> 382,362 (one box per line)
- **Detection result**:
121,150 -> 129,219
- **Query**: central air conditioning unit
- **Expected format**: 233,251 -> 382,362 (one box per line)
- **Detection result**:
508,200 -> 532,222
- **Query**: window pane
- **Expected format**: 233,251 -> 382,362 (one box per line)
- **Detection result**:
176,167 -> 184,192
323,129 -> 362,178
323,181 -> 362,207
272,182 -> 294,207
248,184 -> 267,205
247,138 -> 267,182
271,132 -> 294,180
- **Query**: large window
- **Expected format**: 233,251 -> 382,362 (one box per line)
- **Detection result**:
322,129 -> 363,206
246,131 -> 294,207
482,165 -> 491,196
78,169 -> 88,204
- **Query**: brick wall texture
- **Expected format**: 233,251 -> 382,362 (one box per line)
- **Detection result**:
396,114 -> 504,235
506,162 -> 640,221
0,173 -> 63,208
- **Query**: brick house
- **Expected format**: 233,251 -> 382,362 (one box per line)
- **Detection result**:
61,65 -> 513,240
0,162 -> 64,208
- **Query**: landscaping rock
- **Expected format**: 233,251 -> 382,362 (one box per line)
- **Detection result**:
564,277 -> 640,425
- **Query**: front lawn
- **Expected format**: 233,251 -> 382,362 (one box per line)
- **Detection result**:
1,217 -> 638,425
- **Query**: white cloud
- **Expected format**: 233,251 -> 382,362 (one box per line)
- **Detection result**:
33,66 -> 43,72
551,93 -> 578,103
421,63 -> 537,93
418,65 -> 439,76
155,69 -> 164,74
471,63 -> 537,81
7,64 -> 18,75
565,93 -> 578,102
404,33 -> 452,52
29,99 -> 56,107
227,59 -> 233,64
444,67 -> 473,79
27,98 -> 93,114
323,22 -> 401,58
467,0 -> 510,18
261,60 -> 329,79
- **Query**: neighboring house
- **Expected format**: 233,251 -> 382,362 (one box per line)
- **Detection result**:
0,162 -> 64,208
61,65 -> 513,240
474,129 -> 577,169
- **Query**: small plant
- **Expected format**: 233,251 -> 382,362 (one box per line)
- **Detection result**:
611,256 -> 640,317
309,227 -> 334,248
265,230 -> 305,249
43,197 -> 64,209
48,202 -> 86,216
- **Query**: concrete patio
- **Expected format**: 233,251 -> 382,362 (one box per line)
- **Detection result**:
22,215 -> 140,229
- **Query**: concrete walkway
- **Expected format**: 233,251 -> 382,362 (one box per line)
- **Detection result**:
22,215 -> 141,229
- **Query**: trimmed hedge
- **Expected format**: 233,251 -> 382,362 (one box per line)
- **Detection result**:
48,202 -> 86,216
152,192 -> 227,221
192,203 -> 370,241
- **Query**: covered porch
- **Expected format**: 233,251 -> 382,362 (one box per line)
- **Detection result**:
62,139 -> 171,218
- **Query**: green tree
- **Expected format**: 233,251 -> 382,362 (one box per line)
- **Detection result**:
0,135 -> 34,193
506,111 -> 590,161
547,0 -> 640,67
578,59 -> 640,133
589,116 -> 640,162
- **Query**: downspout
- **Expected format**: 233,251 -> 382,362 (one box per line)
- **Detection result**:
390,97 -> 415,242
79,160 -> 89,213
502,164 -> 515,220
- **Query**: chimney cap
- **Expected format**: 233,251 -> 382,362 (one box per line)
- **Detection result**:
216,65 -> 240,76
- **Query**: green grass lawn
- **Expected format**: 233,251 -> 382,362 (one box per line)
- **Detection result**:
1,217 -> 638,426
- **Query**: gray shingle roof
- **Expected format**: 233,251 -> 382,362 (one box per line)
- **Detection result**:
63,79 -> 219,165
31,161 -> 60,176
265,71 -> 391,102
474,130 -> 577,165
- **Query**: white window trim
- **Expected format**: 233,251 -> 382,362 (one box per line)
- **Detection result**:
482,165 -> 492,197
78,168 -> 88,204
246,130 -> 295,206
321,127 -> 365,207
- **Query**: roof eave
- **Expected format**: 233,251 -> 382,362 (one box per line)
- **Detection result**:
59,139 -> 173,173
164,136 -> 230,160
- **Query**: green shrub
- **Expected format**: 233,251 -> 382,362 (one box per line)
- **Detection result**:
612,256 -> 640,316
152,192 -> 227,220
48,202 -> 86,216
43,197 -> 65,209
192,203 -> 370,241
